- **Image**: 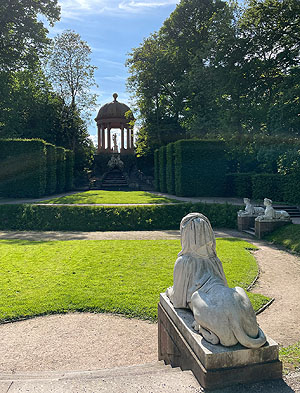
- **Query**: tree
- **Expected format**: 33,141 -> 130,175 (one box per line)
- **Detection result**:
0,0 -> 60,71
46,30 -> 97,116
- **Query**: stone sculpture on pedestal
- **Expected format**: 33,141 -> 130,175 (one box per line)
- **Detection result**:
255,198 -> 291,221
238,198 -> 264,217
166,213 -> 266,348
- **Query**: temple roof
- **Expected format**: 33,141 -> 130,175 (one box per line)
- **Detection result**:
95,93 -> 134,123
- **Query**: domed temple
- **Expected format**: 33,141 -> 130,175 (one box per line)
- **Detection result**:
95,93 -> 135,154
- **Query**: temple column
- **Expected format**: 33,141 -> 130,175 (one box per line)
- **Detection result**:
130,128 -> 134,150
121,124 -> 125,150
101,125 -> 106,149
107,124 -> 111,150
97,124 -> 101,152
126,127 -> 130,150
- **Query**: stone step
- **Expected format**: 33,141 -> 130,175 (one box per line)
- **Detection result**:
0,362 -> 201,393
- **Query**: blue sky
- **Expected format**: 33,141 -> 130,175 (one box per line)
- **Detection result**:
48,0 -> 180,143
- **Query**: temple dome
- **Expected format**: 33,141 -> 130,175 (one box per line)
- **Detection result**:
95,93 -> 134,123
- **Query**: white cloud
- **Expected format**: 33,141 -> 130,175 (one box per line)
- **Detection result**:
58,0 -> 179,18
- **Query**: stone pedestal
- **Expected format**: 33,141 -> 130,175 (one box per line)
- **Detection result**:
237,215 -> 257,231
255,220 -> 291,239
158,293 -> 282,390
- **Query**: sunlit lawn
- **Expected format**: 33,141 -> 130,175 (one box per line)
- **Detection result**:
0,238 -> 269,323
38,190 -> 181,204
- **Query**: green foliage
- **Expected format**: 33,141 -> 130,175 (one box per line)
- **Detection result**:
55,146 -> 66,193
279,341 -> 300,374
0,238 -> 269,322
45,143 -> 57,195
159,146 -> 167,193
39,190 -> 179,204
225,173 -> 254,198
166,143 -> 175,194
174,140 -> 226,197
65,149 -> 74,191
283,173 -> 300,204
154,149 -> 160,191
265,224 -> 300,253
252,174 -> 285,201
0,202 -> 240,232
0,139 -> 47,198
0,0 -> 60,71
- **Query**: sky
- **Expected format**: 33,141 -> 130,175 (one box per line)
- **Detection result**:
48,0 -> 180,144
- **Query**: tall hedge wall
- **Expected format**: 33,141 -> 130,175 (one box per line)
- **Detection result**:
251,174 -> 285,201
159,146 -> 167,193
154,149 -> 160,191
174,140 -> 227,197
0,202 -> 240,231
225,173 -> 254,198
0,139 -> 47,198
45,143 -> 57,195
65,150 -> 74,191
166,143 -> 175,195
56,147 -> 66,193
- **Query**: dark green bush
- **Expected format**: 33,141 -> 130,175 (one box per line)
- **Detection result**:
159,146 -> 167,193
166,143 -> 175,195
56,147 -> 66,193
283,173 -> 300,204
225,173 -> 254,198
251,174 -> 285,201
45,143 -> 57,195
0,202 -> 240,231
174,140 -> 227,197
0,139 -> 47,198
65,150 -> 74,191
154,149 -> 160,191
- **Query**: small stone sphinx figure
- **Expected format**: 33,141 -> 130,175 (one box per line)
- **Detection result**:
238,198 -> 264,217
166,213 -> 266,348
255,198 -> 290,221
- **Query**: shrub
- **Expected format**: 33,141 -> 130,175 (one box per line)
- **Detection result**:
65,149 -> 74,191
283,172 -> 300,204
56,147 -> 66,193
0,202 -> 240,231
174,140 -> 226,197
225,173 -> 254,198
159,146 -> 167,193
0,139 -> 47,198
45,143 -> 57,195
251,174 -> 285,202
154,149 -> 160,191
166,143 -> 175,194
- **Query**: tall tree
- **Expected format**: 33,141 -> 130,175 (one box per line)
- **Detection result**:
0,0 -> 60,71
46,30 -> 97,116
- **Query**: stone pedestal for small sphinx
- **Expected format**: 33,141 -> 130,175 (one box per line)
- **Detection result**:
255,219 -> 290,239
158,293 -> 282,390
237,215 -> 257,231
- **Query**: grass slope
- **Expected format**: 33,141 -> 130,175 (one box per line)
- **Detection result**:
0,239 -> 269,322
38,191 -> 180,205
265,224 -> 300,253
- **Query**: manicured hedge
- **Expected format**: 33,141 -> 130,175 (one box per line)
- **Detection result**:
251,174 -> 285,201
174,140 -> 227,197
0,139 -> 47,198
45,143 -> 57,195
65,150 -> 74,191
0,202 -> 240,231
225,173 -> 254,198
159,146 -> 167,193
283,173 -> 300,204
154,149 -> 160,191
166,143 -> 175,195
56,147 -> 66,193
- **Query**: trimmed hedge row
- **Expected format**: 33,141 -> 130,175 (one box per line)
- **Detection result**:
159,146 -> 167,193
0,139 -> 74,198
166,143 -> 175,194
0,202 -> 240,231
154,149 -> 160,191
225,173 -> 254,198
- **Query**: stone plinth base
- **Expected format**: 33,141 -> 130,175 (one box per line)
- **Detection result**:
238,215 -> 257,231
158,293 -> 282,390
255,219 -> 291,239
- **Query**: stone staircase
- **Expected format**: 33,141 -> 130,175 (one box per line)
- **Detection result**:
0,362 -> 201,393
92,169 -> 129,191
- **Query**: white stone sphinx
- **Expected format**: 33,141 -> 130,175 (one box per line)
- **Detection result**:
166,213 -> 266,349
238,198 -> 264,217
107,154 -> 124,170
255,198 -> 290,221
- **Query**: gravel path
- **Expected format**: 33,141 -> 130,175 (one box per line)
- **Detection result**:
0,229 -> 299,376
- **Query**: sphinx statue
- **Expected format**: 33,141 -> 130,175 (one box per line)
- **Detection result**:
255,198 -> 290,221
238,198 -> 264,217
166,213 -> 266,348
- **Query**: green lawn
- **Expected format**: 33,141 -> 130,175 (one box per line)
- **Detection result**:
0,238 -> 269,323
280,341 -> 300,373
265,224 -> 300,253
38,190 -> 180,204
